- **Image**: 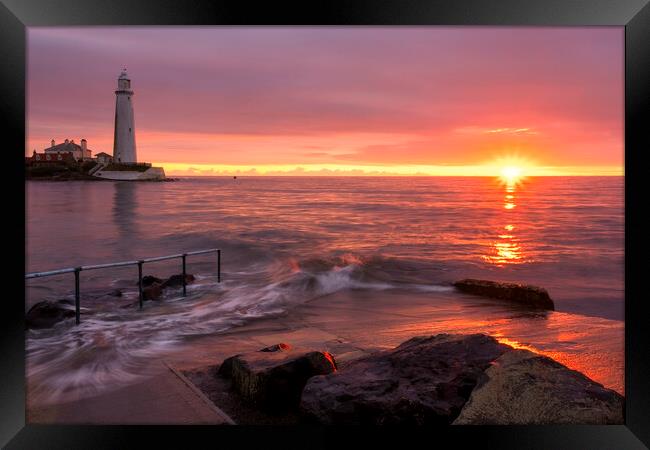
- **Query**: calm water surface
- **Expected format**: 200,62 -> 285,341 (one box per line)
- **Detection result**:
25,176 -> 624,404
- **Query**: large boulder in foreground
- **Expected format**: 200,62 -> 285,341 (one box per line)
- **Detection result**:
218,343 -> 337,411
300,334 -> 510,424
454,279 -> 554,310
26,300 -> 76,329
453,349 -> 624,424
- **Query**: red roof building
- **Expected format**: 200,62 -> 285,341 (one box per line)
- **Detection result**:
28,151 -> 76,166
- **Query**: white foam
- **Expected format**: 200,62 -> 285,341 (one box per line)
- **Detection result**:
27,262 -> 453,405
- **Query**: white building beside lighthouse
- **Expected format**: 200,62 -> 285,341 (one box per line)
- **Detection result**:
113,69 -> 137,163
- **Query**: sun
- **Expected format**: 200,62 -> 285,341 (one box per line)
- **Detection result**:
500,166 -> 523,184
490,154 -> 533,186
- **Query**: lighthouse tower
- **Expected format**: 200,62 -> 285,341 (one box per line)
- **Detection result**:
113,69 -> 137,163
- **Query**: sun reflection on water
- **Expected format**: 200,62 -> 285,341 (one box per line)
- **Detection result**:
483,178 -> 526,266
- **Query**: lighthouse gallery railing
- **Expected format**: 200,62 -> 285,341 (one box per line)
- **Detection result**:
25,248 -> 221,324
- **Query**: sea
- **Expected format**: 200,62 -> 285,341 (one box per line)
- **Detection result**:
25,176 -> 624,405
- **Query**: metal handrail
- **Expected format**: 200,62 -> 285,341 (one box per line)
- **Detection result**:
25,248 -> 221,324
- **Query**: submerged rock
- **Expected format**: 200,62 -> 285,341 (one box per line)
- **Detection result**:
140,275 -> 163,287
26,300 -> 76,329
453,349 -> 624,424
300,334 -> 510,425
108,289 -> 123,297
143,283 -> 163,301
137,274 -> 195,289
133,273 -> 196,301
218,343 -> 337,411
453,279 -> 554,310
161,273 -> 196,289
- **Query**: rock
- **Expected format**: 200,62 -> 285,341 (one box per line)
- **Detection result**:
217,354 -> 238,378
139,275 -> 163,287
218,343 -> 337,410
300,333 -> 510,424
453,279 -> 554,310
260,343 -> 292,352
216,343 -> 293,379
108,289 -> 123,297
161,273 -> 196,289
26,300 -> 76,329
130,273 -> 195,301
453,349 -> 624,424
143,283 -> 163,301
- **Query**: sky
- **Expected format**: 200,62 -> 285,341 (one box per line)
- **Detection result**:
26,27 -> 624,176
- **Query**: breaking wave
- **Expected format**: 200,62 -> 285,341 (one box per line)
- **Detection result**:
26,254 -> 453,405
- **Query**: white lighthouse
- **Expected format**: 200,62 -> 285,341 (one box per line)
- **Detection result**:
93,69 -> 165,180
113,69 -> 137,163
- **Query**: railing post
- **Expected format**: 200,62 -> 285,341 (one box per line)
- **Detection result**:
217,249 -> 221,283
74,267 -> 81,325
182,253 -> 187,297
138,260 -> 144,310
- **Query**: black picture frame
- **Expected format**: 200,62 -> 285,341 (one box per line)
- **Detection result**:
2,0 -> 649,448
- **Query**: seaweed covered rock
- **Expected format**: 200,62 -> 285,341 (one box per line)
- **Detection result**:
454,279 -> 554,310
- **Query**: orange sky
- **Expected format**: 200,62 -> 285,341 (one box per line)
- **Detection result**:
27,27 -> 624,176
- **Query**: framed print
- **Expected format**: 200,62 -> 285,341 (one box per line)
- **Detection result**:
2,0 -> 649,448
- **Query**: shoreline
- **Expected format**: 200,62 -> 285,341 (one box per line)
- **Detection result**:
26,174 -> 107,181
27,287 -> 624,423
26,175 -> 177,182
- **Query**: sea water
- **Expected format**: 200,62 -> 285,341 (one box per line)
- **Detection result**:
25,176 -> 624,404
